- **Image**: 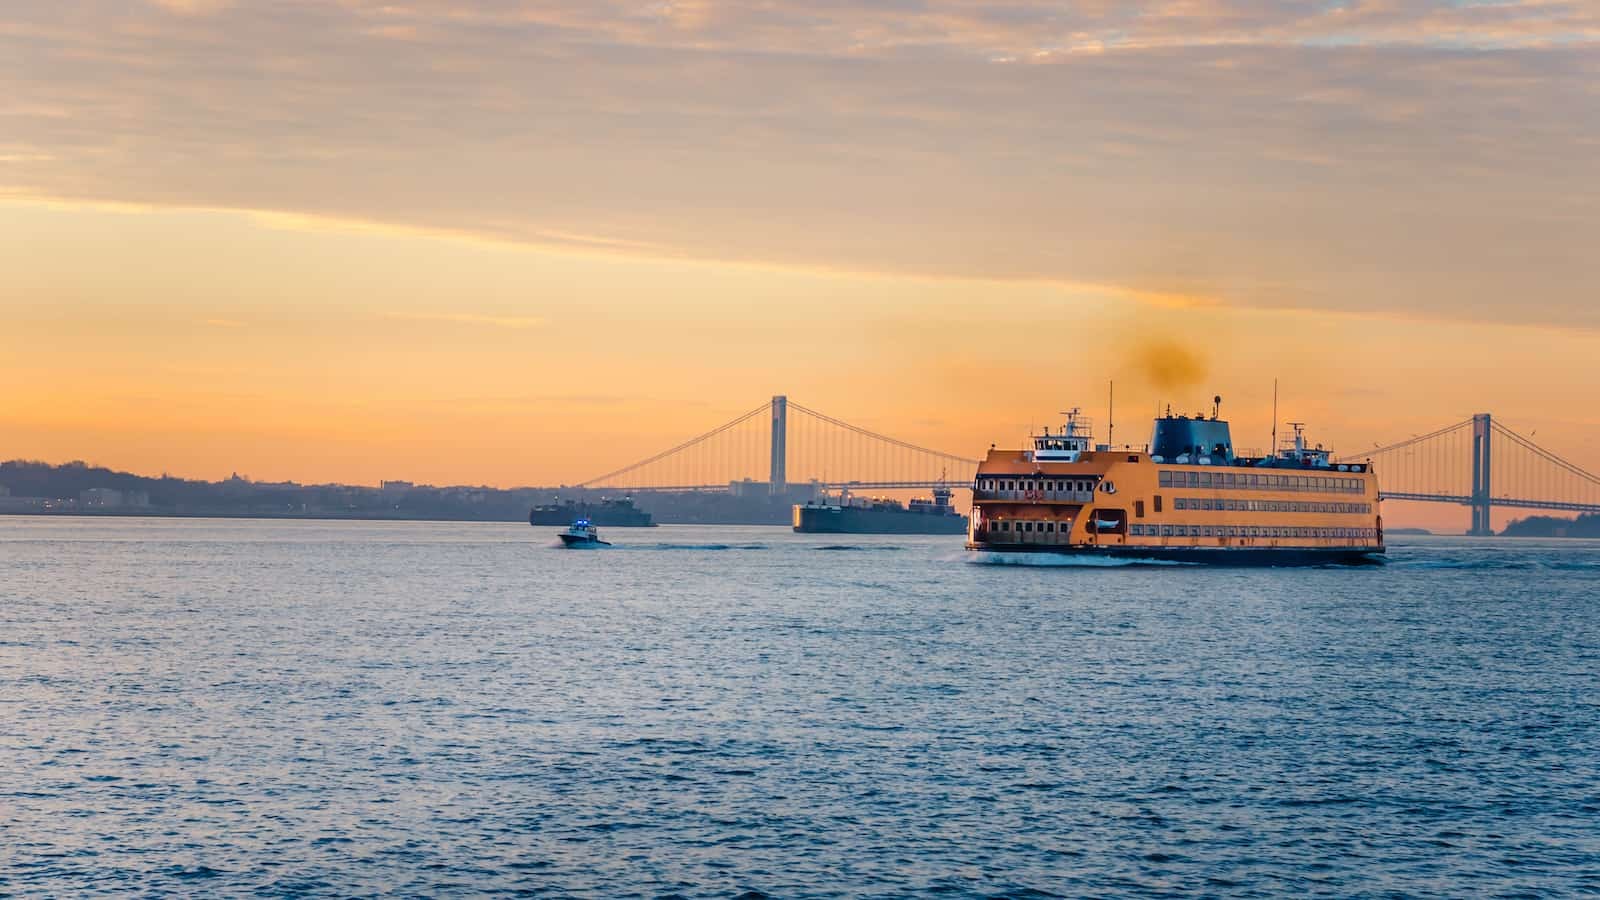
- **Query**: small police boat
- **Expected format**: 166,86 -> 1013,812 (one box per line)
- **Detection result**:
558,519 -> 611,548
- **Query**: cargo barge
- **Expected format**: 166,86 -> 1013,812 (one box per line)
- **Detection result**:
793,487 -> 967,535
529,496 -> 656,527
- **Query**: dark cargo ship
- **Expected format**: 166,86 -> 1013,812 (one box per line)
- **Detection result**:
529,497 -> 656,527
793,487 -> 967,535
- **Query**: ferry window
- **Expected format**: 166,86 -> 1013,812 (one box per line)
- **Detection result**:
1154,495 -> 1164,513
1135,500 -> 1145,518
1174,498 -> 1185,510
1159,525 -> 1172,537
1159,471 -> 1172,487
1187,472 -> 1200,487
1128,455 -> 1140,463
1199,472 -> 1213,487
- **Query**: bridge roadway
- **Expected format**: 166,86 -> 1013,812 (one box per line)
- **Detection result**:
1380,492 -> 1600,515
570,481 -> 962,494
583,485 -> 1600,516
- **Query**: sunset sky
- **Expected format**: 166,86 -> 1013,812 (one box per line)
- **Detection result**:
4,1 -> 1597,529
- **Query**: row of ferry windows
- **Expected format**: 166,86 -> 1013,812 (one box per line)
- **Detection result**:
977,478 -> 1096,493
1173,498 -> 1373,514
1159,470 -> 1365,493
1130,524 -> 1378,539
990,520 -> 1065,532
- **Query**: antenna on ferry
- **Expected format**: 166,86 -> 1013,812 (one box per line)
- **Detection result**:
1107,380 -> 1115,448
1212,395 -> 1222,420
1271,378 -> 1279,456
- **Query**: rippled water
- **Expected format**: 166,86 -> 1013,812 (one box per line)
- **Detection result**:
3,518 -> 1598,897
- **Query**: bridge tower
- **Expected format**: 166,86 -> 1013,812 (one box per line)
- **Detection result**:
770,395 -> 787,496
1470,413 -> 1493,536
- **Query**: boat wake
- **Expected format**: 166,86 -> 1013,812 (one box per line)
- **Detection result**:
621,543 -> 770,551
965,551 -> 1195,567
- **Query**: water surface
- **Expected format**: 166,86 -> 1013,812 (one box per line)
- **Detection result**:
2,518 -> 1597,896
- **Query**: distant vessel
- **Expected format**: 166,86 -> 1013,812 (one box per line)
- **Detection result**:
529,496 -> 655,527
557,519 -> 611,548
793,486 -> 967,535
967,400 -> 1385,565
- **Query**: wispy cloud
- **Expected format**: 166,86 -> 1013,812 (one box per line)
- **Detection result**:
383,312 -> 544,330
2,1 -> 1595,327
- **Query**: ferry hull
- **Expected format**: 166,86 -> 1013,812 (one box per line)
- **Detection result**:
967,542 -> 1384,566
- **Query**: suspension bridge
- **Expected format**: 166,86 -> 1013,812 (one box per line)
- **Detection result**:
571,397 -> 1600,534
576,397 -> 978,494
1337,414 -> 1600,535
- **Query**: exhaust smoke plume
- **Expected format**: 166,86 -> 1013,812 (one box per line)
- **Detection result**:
1137,339 -> 1207,391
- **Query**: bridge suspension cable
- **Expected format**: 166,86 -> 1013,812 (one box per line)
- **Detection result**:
571,396 -> 979,492
1341,418 -> 1473,462
786,401 -> 977,467
576,401 -> 770,488
1493,421 -> 1600,489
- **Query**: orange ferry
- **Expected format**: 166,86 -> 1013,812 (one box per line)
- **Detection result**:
967,398 -> 1384,565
